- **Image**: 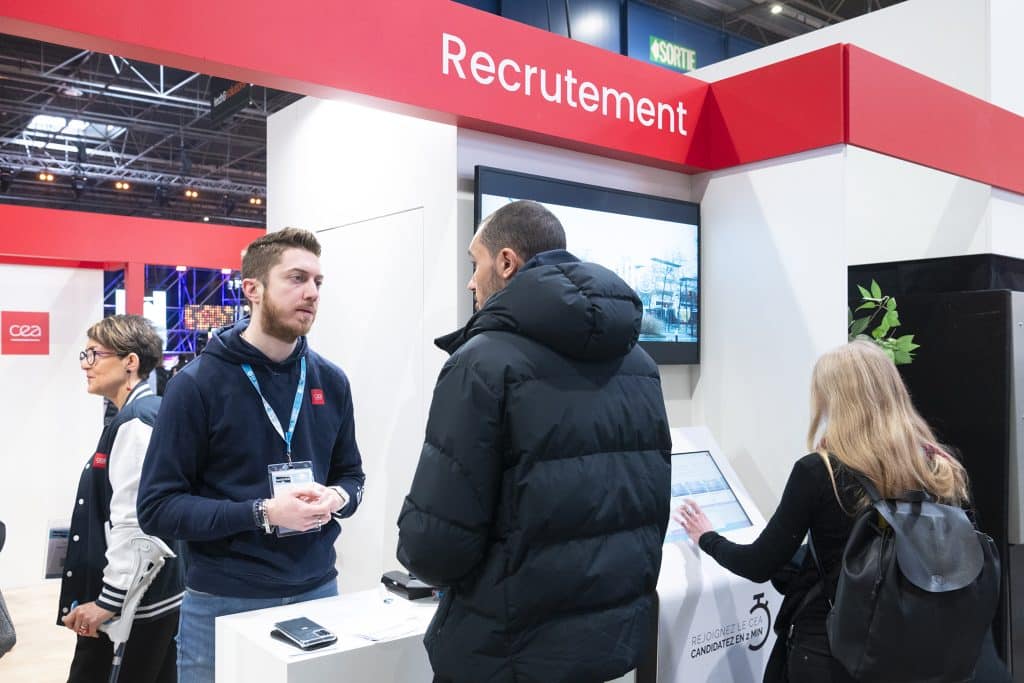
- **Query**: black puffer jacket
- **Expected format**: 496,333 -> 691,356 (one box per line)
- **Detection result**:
398,250 -> 671,683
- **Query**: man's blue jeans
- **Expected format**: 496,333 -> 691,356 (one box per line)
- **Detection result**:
176,580 -> 338,683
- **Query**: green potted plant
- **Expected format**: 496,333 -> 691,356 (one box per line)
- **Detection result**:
848,280 -> 920,365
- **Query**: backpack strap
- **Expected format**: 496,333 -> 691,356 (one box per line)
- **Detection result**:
806,533 -> 834,609
845,469 -> 882,504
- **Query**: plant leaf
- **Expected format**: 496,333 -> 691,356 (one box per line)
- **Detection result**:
858,284 -> 871,299
895,334 -> 915,351
849,317 -> 870,338
886,297 -> 897,311
894,350 -> 912,365
856,302 -> 877,311
870,280 -> 882,299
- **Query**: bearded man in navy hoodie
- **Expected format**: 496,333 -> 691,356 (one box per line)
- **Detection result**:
138,228 -> 365,683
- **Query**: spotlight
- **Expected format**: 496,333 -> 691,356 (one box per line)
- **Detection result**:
154,184 -> 170,207
248,196 -> 263,206
770,3 -> 784,14
184,188 -> 199,199
38,171 -> 55,182
175,265 -> 188,272
115,180 -> 132,191
0,169 -> 12,194
203,216 -> 210,222
71,175 -> 87,200
221,268 -> 232,276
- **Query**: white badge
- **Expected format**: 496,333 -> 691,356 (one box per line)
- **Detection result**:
268,461 -> 316,537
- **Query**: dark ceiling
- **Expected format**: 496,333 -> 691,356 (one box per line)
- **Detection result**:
641,0 -> 904,45
0,34 -> 300,228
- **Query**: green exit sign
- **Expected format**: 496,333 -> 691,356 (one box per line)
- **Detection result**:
649,36 -> 697,72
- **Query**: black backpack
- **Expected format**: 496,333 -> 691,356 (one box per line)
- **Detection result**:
810,470 -> 1000,683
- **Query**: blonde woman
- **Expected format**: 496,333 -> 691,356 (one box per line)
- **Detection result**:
676,340 -> 972,683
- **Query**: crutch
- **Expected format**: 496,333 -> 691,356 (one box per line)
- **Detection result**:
98,536 -> 176,683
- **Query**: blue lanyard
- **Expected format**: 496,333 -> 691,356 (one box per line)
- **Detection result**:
241,356 -> 306,462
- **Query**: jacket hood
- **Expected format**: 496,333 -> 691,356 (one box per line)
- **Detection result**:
437,251 -> 642,361
204,319 -> 308,368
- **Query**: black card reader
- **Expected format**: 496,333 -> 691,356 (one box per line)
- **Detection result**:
381,570 -> 435,600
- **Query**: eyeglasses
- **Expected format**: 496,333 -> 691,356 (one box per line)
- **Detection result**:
79,348 -> 121,366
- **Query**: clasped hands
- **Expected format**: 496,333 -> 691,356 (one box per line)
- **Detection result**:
265,483 -> 345,532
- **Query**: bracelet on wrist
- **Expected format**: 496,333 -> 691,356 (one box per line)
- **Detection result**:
257,499 -> 274,534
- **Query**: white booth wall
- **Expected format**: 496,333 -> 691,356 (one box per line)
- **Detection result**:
0,265 -> 104,589
690,141 -> 1024,510
690,147 -> 848,515
267,96 -> 458,594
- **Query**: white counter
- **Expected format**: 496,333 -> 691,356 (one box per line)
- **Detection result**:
215,587 -> 437,683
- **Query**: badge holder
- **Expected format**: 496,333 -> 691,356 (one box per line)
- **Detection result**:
268,461 -> 317,537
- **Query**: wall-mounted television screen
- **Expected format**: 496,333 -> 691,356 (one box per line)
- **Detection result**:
474,166 -> 700,364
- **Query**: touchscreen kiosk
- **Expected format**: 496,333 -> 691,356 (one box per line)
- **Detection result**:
649,427 -> 781,683
666,450 -> 751,542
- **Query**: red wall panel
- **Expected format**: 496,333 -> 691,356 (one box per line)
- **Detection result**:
697,45 -> 846,169
845,45 -> 1024,195
0,205 -> 255,271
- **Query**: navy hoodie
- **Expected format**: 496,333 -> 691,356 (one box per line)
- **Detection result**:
138,320 -> 365,598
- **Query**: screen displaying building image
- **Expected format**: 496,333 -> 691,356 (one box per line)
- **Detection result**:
479,196 -> 699,344
475,166 -> 700,364
665,450 -> 751,542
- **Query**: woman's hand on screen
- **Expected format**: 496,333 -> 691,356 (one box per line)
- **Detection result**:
673,499 -> 714,542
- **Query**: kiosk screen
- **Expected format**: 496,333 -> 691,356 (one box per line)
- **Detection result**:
666,450 -> 752,541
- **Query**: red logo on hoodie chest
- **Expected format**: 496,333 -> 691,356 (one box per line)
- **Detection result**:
311,389 -> 325,405
92,452 -> 108,469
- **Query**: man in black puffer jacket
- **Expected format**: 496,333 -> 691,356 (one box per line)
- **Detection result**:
397,200 -> 671,683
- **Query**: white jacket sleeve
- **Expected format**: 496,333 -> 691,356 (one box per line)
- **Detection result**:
97,418 -> 156,613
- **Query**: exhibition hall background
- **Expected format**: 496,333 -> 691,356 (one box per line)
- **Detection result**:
0,0 -> 1021,656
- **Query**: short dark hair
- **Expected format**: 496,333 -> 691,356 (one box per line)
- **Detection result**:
87,314 -> 163,380
479,200 -> 566,262
241,228 -> 322,284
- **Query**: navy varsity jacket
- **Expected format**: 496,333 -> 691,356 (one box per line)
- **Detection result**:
57,382 -> 185,626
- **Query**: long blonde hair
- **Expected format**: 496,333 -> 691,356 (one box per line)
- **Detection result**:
807,340 -> 969,507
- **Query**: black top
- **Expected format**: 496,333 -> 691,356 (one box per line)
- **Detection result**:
699,453 -> 860,632
397,250 -> 672,683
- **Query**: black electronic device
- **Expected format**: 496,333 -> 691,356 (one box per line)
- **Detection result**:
270,617 -> 337,650
381,570 -> 434,600
474,165 -> 701,364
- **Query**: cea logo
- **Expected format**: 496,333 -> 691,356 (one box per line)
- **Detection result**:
1,311 -> 49,355
748,593 -> 772,652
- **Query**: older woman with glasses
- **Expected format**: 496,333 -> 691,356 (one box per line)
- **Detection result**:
58,314 -> 184,683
